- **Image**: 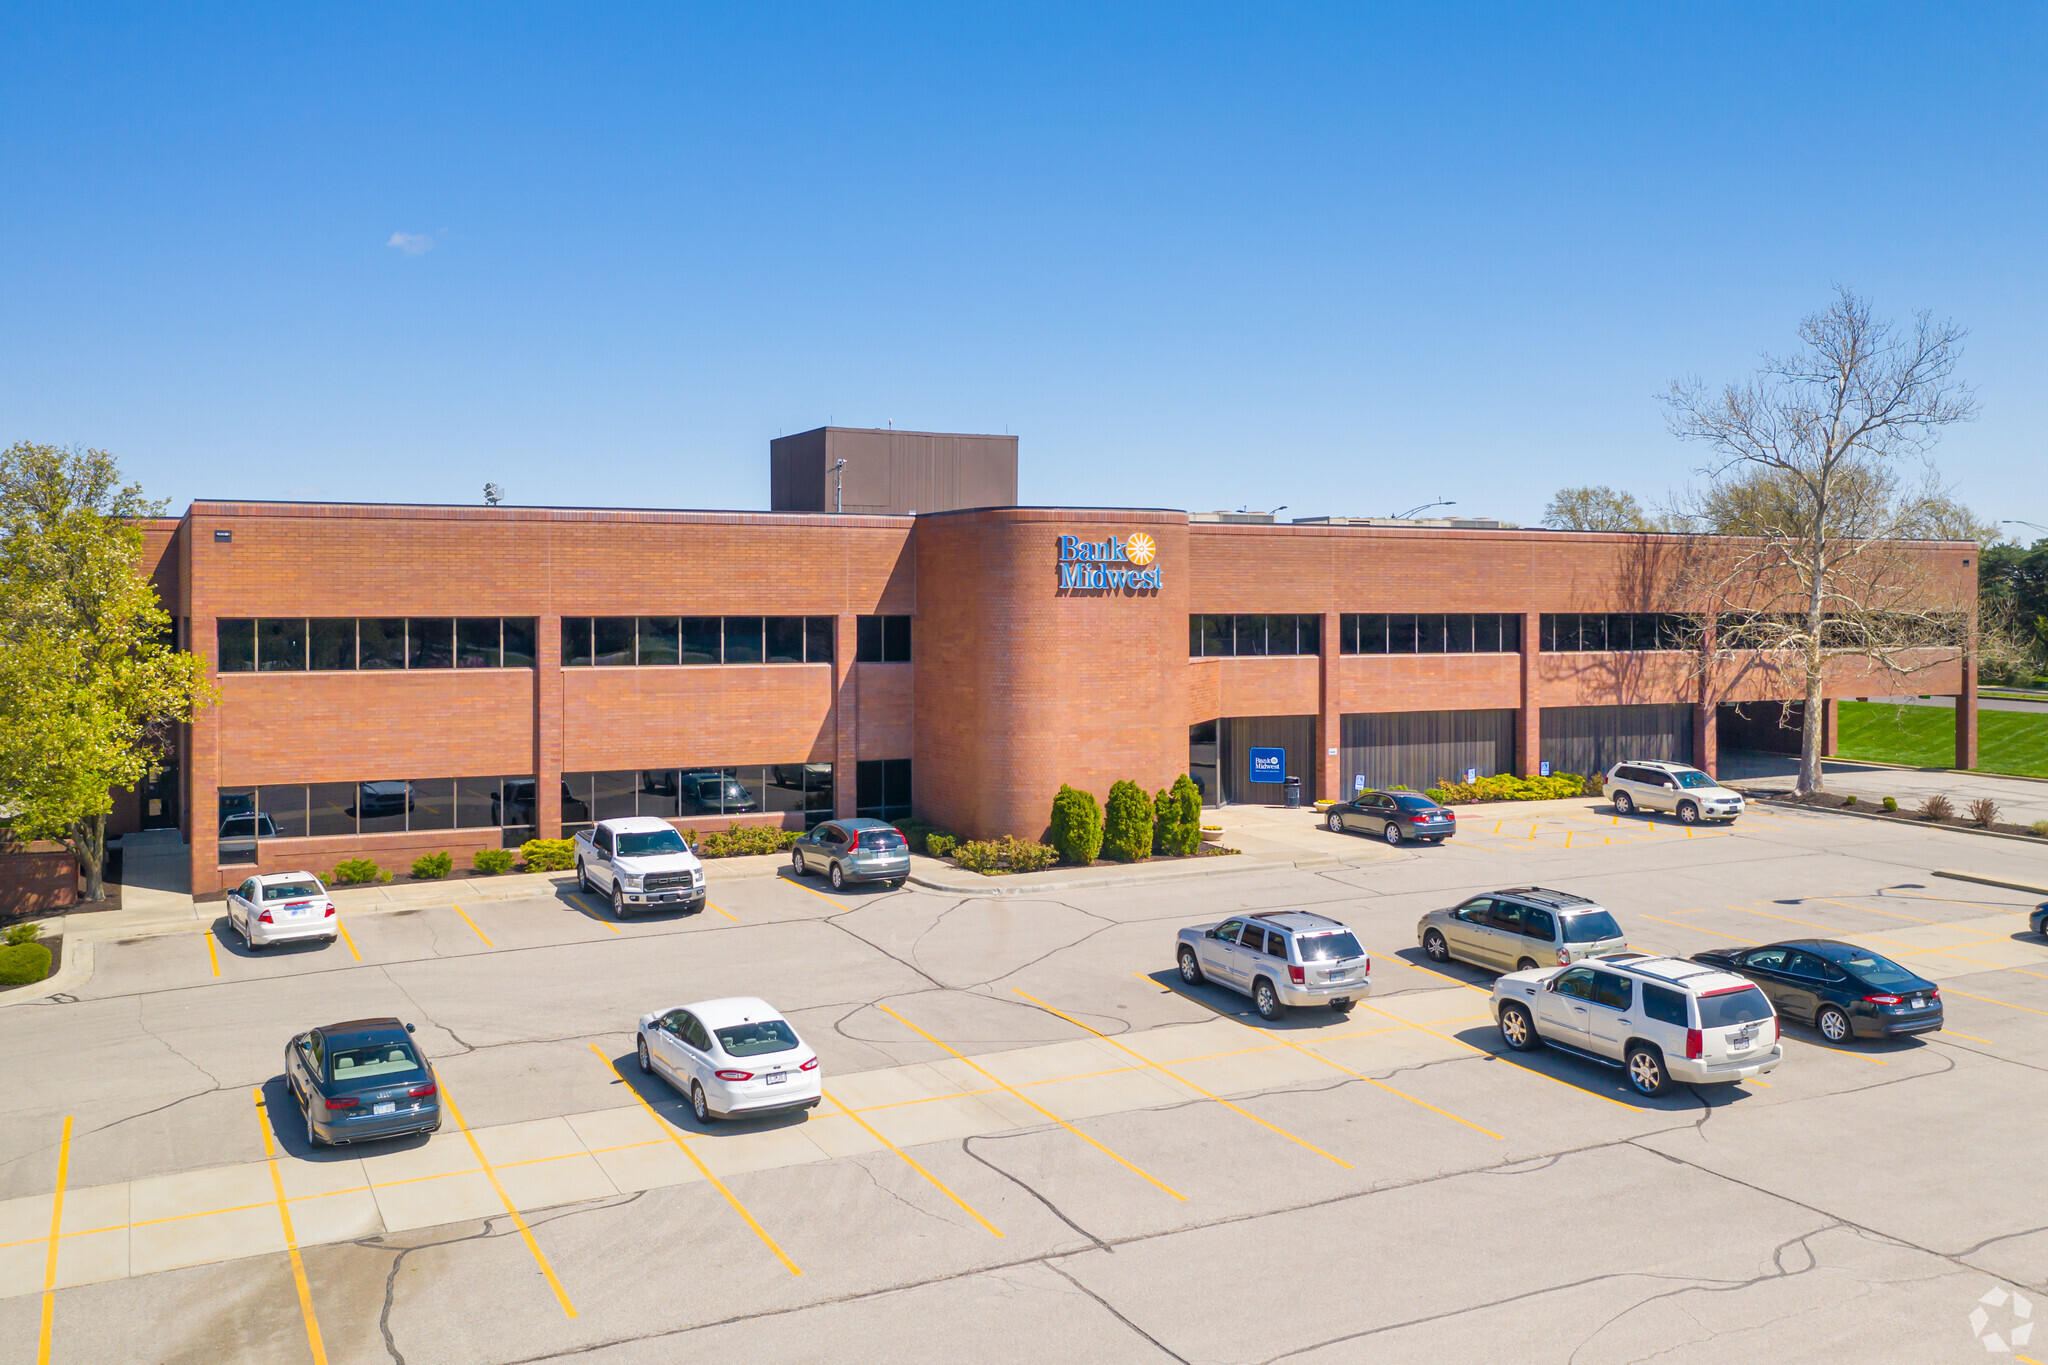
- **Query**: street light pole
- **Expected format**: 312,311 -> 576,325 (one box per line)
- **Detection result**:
833,459 -> 847,515
1394,499 -> 1456,520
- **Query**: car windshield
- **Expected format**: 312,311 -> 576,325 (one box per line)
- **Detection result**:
715,1020 -> 800,1057
1816,946 -> 1921,990
262,880 -> 323,901
1697,986 -> 1772,1028
1560,910 -> 1623,942
328,1037 -> 426,1089
1392,794 -> 1437,811
617,829 -> 688,856
1297,931 -> 1364,962
1672,770 -> 1717,789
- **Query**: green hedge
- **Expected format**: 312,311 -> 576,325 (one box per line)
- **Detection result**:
691,825 -> 802,858
330,857 -> 390,885
0,942 -> 52,986
410,851 -> 454,880
472,848 -> 515,875
892,819 -> 956,854
954,836 -> 1058,875
1424,773 -> 1589,805
1048,785 -> 1104,865
1153,774 -> 1202,856
1103,780 -> 1152,862
926,833 -> 958,858
520,838 -> 576,872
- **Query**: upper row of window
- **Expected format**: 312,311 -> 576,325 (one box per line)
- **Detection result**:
1189,614 -> 1322,657
219,618 -> 536,672
562,615 -> 912,666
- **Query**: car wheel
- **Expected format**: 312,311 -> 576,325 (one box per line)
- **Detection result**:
829,863 -> 845,890
1498,1002 -> 1538,1051
1817,1005 -> 1853,1044
637,1035 -> 652,1074
304,1098 -> 323,1148
578,861 -> 592,894
1178,946 -> 1204,985
612,884 -> 629,919
1423,930 -> 1449,963
1613,791 -> 1634,815
1677,800 -> 1699,825
691,1081 -> 712,1124
1518,958 -> 1539,973
790,849 -> 806,876
1626,1044 -> 1670,1097
1253,978 -> 1283,1021
1383,822 -> 1402,845
1328,812 -> 1345,833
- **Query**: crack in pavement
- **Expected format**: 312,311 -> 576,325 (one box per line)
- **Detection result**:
1043,1258 -> 1192,1363
960,1132 -> 1109,1251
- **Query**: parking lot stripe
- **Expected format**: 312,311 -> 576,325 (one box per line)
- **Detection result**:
35,1115 -> 70,1365
821,1088 -> 1005,1236
876,1003 -> 1188,1201
251,1090 -> 328,1364
1942,989 -> 2048,1018
1725,903 -> 2048,983
205,929 -> 220,977
1139,975 -> 1511,1135
588,1044 -> 803,1274
1637,913 -> 1757,944
568,891 -> 624,933
437,1083 -> 580,1316
335,920 -> 362,961
452,904 -> 494,947
706,900 -> 739,922
785,877 -> 849,911
1014,989 -> 1353,1168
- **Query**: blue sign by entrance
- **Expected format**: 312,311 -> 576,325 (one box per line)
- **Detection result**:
1249,748 -> 1286,783
1539,760 -> 1551,778
1353,773 -> 1366,792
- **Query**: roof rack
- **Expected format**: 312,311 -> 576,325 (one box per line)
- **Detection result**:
1501,887 -> 1596,909
1250,910 -> 1338,925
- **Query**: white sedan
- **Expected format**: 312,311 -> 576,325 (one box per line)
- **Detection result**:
226,871 -> 339,949
637,997 -> 822,1124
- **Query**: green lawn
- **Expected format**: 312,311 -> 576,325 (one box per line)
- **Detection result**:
1835,700 -> 2048,778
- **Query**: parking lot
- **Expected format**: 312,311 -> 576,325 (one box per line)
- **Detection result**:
3,798 -> 2047,1364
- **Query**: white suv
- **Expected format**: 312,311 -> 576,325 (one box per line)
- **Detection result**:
1490,953 -> 1782,1096
1605,761 -> 1743,825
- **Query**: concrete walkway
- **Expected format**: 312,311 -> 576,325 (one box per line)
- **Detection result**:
1720,750 -> 2048,826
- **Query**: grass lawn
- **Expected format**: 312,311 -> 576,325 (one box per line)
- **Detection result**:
1836,700 -> 2048,778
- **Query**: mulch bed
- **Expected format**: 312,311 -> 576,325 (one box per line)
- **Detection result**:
1739,787 -> 2048,839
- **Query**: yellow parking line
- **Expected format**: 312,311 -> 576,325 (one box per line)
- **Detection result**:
1139,974 -> 1511,1135
451,904 -> 493,947
821,1088 -> 1004,1236
205,930 -> 220,977
437,1083 -> 578,1316
35,1116 -> 71,1365
1943,989 -> 2048,1018
1941,1030 -> 1995,1044
784,877 -> 847,911
251,1091 -> 328,1364
335,920 -> 362,961
588,1044 -> 802,1274
567,891 -> 624,933
877,1003 -> 1187,1201
707,900 -> 739,922
1724,904 -> 2048,984
1014,988 -> 1352,1168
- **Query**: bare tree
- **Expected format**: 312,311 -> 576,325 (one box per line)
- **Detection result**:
1663,288 -> 1978,795
1542,485 -> 1652,531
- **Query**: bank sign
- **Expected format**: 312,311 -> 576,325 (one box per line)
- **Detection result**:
1057,532 -> 1162,591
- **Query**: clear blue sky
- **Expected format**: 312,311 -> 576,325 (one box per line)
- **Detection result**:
4,5 -> 2043,528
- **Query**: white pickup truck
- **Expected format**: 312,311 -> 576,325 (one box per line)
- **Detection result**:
572,816 -> 708,917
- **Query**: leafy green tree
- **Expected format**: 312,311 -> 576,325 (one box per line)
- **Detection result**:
0,443 -> 212,900
1047,785 -> 1103,865
1102,780 -> 1152,862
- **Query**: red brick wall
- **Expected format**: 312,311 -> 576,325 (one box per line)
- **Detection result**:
0,850 -> 76,915
562,665 -> 836,769
216,671 -> 536,782
852,663 -> 914,760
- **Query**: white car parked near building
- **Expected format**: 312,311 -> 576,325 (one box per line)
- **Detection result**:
1605,761 -> 1744,824
636,997 -> 822,1123
573,816 -> 708,917
225,872 -> 339,949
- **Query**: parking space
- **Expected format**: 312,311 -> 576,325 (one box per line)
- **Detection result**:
5,806 -> 2047,1362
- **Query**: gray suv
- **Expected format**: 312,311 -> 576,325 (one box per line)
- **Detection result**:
791,818 -> 910,889
1417,887 -> 1629,973
1176,911 -> 1373,1020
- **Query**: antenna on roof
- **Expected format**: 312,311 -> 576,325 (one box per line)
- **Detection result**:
483,482 -> 503,506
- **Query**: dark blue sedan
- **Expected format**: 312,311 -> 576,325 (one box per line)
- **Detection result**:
1691,940 -> 1941,1043
2032,903 -> 2048,940
286,1017 -> 442,1147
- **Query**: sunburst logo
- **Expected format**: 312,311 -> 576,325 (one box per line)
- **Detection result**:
1124,532 -> 1157,566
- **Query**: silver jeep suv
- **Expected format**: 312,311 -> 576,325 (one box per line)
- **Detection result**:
1175,911 -> 1373,1020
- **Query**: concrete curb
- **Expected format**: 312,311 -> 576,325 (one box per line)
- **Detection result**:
1736,791 -> 2048,847
906,852 -> 1280,896
0,938 -> 93,1009
1933,870 -> 2048,898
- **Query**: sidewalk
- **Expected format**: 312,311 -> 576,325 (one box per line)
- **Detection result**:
1720,750 -> 2048,825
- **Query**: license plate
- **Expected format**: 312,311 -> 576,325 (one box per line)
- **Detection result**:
1910,997 -> 1925,1009
1730,1029 -> 1757,1048
765,1072 -> 787,1085
373,1102 -> 396,1115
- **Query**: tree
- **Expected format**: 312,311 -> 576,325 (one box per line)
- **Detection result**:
1047,785 -> 1103,865
1151,774 -> 1203,856
0,443 -> 213,900
1541,485 -> 1652,532
1662,289 -> 1977,795
1102,780 -> 1153,862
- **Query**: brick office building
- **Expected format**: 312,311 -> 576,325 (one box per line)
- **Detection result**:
119,429 -> 1979,898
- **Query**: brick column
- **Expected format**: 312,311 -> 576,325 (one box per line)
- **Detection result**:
1820,698 -> 1838,757
1316,611 -> 1341,804
835,614 -> 859,818
1516,612 -> 1541,775
1955,646 -> 1979,770
1693,704 -> 1718,778
536,613 -> 562,838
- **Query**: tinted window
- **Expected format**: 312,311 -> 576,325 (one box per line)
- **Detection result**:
1297,931 -> 1363,961
357,781 -> 410,834
407,618 -> 454,668
766,616 -> 805,664
715,1020 -> 800,1058
502,618 -> 537,668
261,879 -> 324,901
805,616 -> 835,663
592,617 -> 634,666
217,619 -> 256,672
456,777 -> 500,828
560,617 -> 594,667
257,618 -> 307,671
724,616 -> 764,665
457,618 -> 501,668
1785,951 -> 1828,980
637,616 -> 679,665
1697,986 -> 1773,1028
1818,947 -> 1921,990
409,779 -> 455,831
1387,614 -> 1418,653
310,618 -> 356,670
1589,971 -> 1631,1010
258,784 -> 308,839
328,1038 -> 424,1089
592,771 -> 637,821
682,1014 -> 712,1051
308,782 -> 357,836
636,769 -> 680,818
358,618 -> 406,669
1521,907 -> 1557,941
1641,983 -> 1689,1026
1560,910 -> 1623,943
1552,967 -> 1597,999
1487,901 -> 1524,934
617,828 -> 688,856
679,617 -> 719,664
1392,794 -> 1436,811
1744,948 -> 1790,971
883,615 -> 911,662
1352,614 -> 1387,653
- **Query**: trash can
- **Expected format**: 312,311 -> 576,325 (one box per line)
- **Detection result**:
1283,775 -> 1302,809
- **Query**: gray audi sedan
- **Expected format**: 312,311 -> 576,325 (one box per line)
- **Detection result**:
286,1017 -> 441,1148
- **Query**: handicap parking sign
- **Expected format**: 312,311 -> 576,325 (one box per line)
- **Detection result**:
1249,748 -> 1286,783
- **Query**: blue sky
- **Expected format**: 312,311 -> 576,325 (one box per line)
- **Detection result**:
3,5 -> 2043,529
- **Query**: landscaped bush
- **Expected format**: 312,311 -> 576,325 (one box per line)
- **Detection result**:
1429,773 -> 1588,805
2032,820 -> 2048,837
1843,794 -> 1858,807
410,851 -> 454,880
519,839 -> 576,872
954,835 -> 1058,874
1048,785 -> 1104,865
1102,780 -> 1152,862
0,942 -> 52,986
1918,793 -> 1956,822
892,819 -> 957,855
926,833 -> 958,858
1883,796 -> 1899,812
1582,770 -> 1605,797
1967,797 -> 2001,828
5,921 -> 42,947
471,848 -> 516,875
330,858 -> 389,885
693,825 -> 802,858
1152,774 -> 1203,856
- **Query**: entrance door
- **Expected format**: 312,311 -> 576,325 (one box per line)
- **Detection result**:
141,757 -> 180,830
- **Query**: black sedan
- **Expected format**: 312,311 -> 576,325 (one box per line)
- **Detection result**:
1325,790 -> 1455,845
286,1017 -> 442,1147
1691,940 -> 1941,1043
2032,903 -> 2048,939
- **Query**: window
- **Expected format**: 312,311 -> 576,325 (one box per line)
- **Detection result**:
1589,971 -> 1631,1010
1696,986 -> 1772,1028
308,783 -> 357,837
1212,919 -> 1244,942
1186,614 -> 1319,657
361,618 -> 407,669
563,765 -> 834,830
766,617 -> 804,664
503,619 -> 537,668
258,785 -> 309,839
805,616 -> 835,664
1455,898 -> 1492,924
857,758 -> 912,821
310,619 -> 356,671
563,616 -> 834,667
1387,614 -> 1419,653
457,618 -> 502,668
1238,926 -> 1267,953
680,617 -> 720,664
715,1019 -> 800,1057
357,781 -> 410,833
1297,931 -> 1363,961
724,617 -> 765,665
1340,614 -> 1518,655
407,619 -> 454,668
562,617 -> 595,668
591,771 -> 637,822
1541,614 -> 1689,653
682,1014 -> 713,1052
221,776 -> 536,858
456,777 -> 501,828
218,787 -> 257,863
1521,907 -> 1557,941
1486,900 -> 1524,934
220,617 -> 537,670
637,617 -> 679,666
257,618 -> 307,671
858,616 -> 913,663
593,617 -> 635,666
1641,983 -> 1689,1027
1551,966 -> 1598,1000
409,779 -> 456,831
217,619 -> 256,672
1559,910 -> 1624,942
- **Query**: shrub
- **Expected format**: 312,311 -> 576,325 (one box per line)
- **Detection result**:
1430,773 -> 1587,805
410,851 -> 454,880
1152,774 -> 1202,856
1967,797 -> 2001,829
1048,785 -> 1104,865
697,826 -> 802,858
926,833 -> 957,859
520,838 -> 577,873
2032,820 -> 2048,837
1917,793 -> 1955,822
471,848 -> 515,875
4,921 -> 42,947
330,858 -> 387,885
0,943 -> 52,986
1842,794 -> 1858,807
892,820 -> 956,855
1102,780 -> 1152,862
1582,770 -> 1605,797
952,835 -> 1058,875
1882,796 -> 1899,813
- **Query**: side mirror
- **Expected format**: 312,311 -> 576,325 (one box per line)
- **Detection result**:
404,1022 -> 416,1034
